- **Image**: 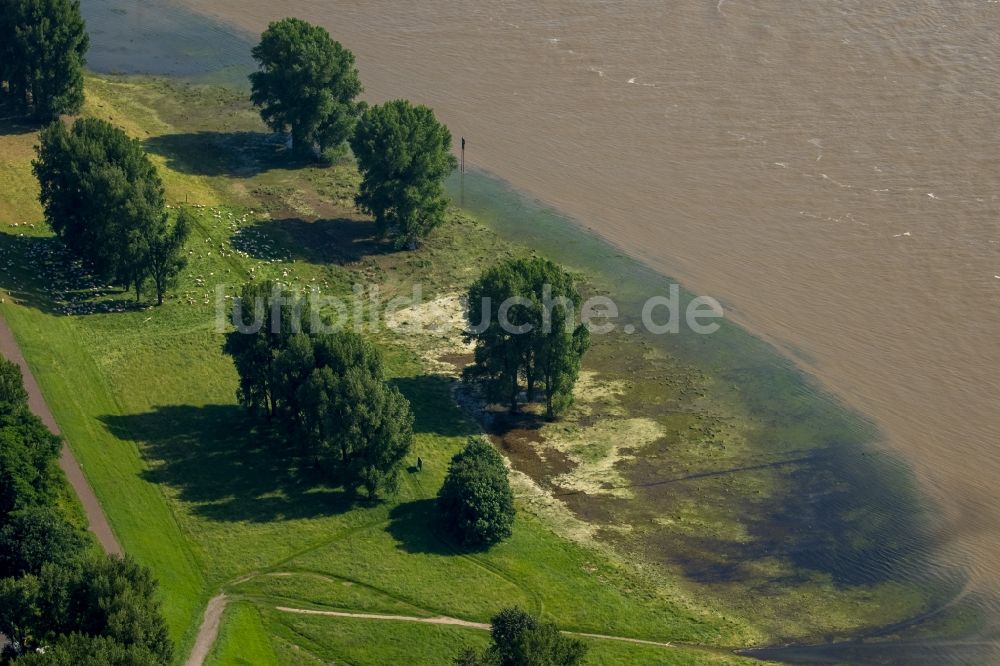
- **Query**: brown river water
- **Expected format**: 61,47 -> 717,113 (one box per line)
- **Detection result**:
80,0 -> 1000,658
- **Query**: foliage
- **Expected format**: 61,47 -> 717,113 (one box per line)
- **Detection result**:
0,573 -> 42,657
437,437 -> 515,548
0,506 -> 86,578
0,397 -> 61,521
222,281 -> 304,418
285,330 -> 414,499
13,633 -> 161,666
0,0 -> 88,119
454,607 -> 588,666
298,351 -> 414,500
464,257 -> 589,417
147,207 -> 192,306
223,285 -> 414,499
350,100 -> 458,248
249,17 -> 363,156
0,359 -> 28,408
0,556 -> 172,663
32,118 -> 185,303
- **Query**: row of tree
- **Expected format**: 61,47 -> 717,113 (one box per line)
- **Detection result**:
0,359 -> 172,664
465,257 -> 590,418
223,282 -> 414,499
249,18 -> 457,248
0,0 -> 89,119
33,118 -> 191,304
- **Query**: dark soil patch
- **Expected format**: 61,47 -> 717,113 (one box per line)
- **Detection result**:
438,352 -> 473,370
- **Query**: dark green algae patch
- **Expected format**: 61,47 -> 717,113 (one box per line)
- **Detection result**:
449,169 -> 991,656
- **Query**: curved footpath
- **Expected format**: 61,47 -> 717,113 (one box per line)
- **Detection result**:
273,607 -> 741,657
0,314 -> 122,555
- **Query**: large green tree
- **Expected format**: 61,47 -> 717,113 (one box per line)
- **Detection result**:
0,0 -> 89,119
223,287 -> 413,499
0,556 -> 172,662
350,100 -> 458,248
293,332 -> 414,500
249,17 -> 362,156
437,438 -> 515,549
223,281 -> 307,418
454,607 -> 587,666
147,208 -> 192,305
464,257 -> 589,418
33,118 -> 187,303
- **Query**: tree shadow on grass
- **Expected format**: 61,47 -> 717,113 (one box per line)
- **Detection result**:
143,131 -> 302,178
232,216 -> 394,265
391,375 -> 476,439
0,231 -> 139,316
101,404 -> 359,523
0,113 -> 43,137
385,498 -> 475,556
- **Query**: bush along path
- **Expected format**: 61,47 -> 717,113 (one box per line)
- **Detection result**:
0,313 -> 122,556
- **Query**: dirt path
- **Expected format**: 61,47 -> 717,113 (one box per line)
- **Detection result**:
0,314 -> 122,556
185,594 -> 228,666
276,606 -> 492,630
273,606 -> 740,657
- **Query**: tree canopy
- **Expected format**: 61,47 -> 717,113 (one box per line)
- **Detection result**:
464,257 -> 589,417
297,338 -> 414,500
13,633 -> 161,666
455,607 -> 587,666
32,118 -> 189,304
249,17 -> 363,156
0,358 -> 28,407
0,505 -> 86,578
0,362 -> 171,664
0,360 -> 61,521
437,438 -> 515,549
222,281 -> 309,419
0,556 -> 172,663
223,285 -> 414,500
350,99 -> 458,248
0,0 -> 89,119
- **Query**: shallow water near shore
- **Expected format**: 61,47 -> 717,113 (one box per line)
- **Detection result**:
455,169 -> 1000,662
76,0 -> 1000,661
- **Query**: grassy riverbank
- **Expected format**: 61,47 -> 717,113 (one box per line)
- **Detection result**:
0,74 -> 952,663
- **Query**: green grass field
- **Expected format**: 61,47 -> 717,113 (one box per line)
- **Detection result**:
0,76 -> 770,664
207,603 -> 277,666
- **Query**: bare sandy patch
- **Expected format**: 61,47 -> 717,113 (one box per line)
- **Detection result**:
570,370 -> 630,417
384,293 -> 473,373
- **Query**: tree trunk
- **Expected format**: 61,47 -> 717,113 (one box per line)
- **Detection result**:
525,361 -> 535,401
